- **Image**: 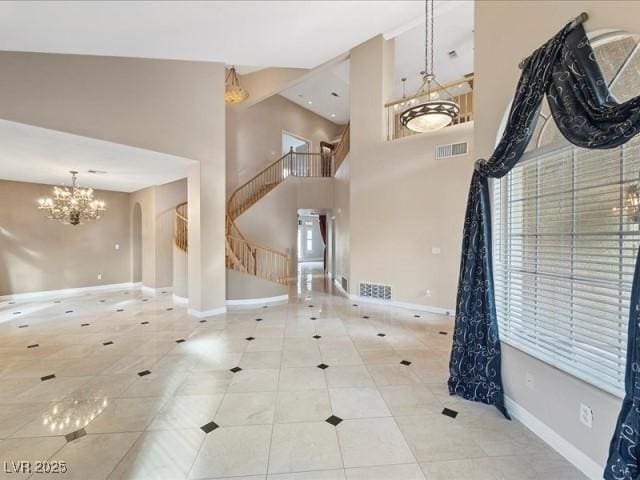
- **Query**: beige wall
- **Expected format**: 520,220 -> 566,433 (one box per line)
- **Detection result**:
475,0 -> 640,469
0,51 -> 227,313
0,180 -> 130,295
129,178 -> 187,290
346,35 -> 473,310
226,94 -> 342,194
333,155 -> 351,288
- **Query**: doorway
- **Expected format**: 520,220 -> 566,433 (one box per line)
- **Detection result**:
282,132 -> 311,155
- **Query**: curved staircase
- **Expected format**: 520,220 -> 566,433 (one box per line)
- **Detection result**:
175,124 -> 350,285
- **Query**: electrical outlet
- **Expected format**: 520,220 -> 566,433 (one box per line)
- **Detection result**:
97,273 -> 102,280
580,403 -> 593,428
525,372 -> 534,390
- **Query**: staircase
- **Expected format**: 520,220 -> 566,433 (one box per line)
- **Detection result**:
175,123 -> 350,285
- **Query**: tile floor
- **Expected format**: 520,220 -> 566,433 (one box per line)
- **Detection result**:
0,264 -> 587,479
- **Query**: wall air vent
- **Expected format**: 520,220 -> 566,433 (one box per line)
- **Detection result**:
341,276 -> 348,292
359,282 -> 392,301
436,141 -> 469,160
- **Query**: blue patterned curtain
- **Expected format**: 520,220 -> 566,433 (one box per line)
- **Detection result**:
448,20 -> 640,476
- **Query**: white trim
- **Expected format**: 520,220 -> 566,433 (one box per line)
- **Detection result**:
226,294 -> 289,306
504,396 -> 603,480
172,294 -> 188,304
141,285 -> 172,296
333,278 -> 349,297
0,282 -> 141,302
187,306 -> 227,318
348,292 -> 454,317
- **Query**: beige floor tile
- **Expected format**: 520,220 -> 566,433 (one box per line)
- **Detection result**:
215,392 -> 276,426
329,387 -> 390,419
228,368 -> 280,393
275,389 -> 332,423
189,425 -> 271,479
278,367 -> 327,391
268,422 -> 343,474
148,395 -> 223,431
346,463 -> 426,480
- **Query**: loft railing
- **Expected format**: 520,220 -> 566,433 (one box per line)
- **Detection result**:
175,202 -> 188,252
384,75 -> 474,141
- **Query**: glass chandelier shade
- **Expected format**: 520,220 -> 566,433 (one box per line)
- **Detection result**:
38,171 -> 106,226
225,66 -> 249,104
400,0 -> 460,133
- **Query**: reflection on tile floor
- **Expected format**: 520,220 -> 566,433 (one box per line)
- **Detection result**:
0,263 -> 587,479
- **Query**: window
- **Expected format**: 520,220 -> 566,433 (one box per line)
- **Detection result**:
493,30 -> 640,397
306,229 -> 313,252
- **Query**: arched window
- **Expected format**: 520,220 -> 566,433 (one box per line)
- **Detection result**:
493,30 -> 640,396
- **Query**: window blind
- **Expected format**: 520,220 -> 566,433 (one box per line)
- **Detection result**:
493,135 -> 640,397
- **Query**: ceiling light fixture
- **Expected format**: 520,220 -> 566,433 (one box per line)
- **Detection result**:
400,0 -> 459,133
307,100 -> 313,105
38,171 -> 106,226
224,66 -> 249,104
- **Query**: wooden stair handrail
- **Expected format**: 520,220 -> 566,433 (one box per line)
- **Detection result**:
174,202 -> 188,252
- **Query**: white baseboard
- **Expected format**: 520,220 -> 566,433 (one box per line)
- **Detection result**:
226,294 -> 289,306
351,293 -> 454,317
172,294 -> 188,304
187,306 -> 227,318
504,396 -> 603,480
0,282 -> 141,302
141,285 -> 172,296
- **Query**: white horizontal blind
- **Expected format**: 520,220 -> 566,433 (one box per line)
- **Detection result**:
493,135 -> 640,397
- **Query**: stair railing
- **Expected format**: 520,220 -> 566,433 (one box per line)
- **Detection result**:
174,202 -> 188,252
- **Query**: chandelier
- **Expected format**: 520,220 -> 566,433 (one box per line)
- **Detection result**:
225,66 -> 249,104
38,171 -> 106,226
400,0 -> 459,133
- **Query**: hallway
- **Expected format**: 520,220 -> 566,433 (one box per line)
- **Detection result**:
0,285 -> 585,479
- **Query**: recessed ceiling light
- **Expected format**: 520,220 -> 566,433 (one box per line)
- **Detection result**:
331,113 -> 336,118
307,100 -> 313,105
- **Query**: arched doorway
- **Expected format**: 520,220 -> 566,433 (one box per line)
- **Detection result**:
132,202 -> 142,283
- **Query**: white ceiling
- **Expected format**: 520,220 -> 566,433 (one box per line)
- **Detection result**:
1,1 -> 435,69
280,61 -> 350,125
278,1 -> 473,123
0,120 -> 193,192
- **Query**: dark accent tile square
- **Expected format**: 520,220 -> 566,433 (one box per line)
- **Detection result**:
81,323 -> 90,327
53,300 -> 61,304
313,335 -> 321,339
65,428 -> 86,442
166,307 -> 173,311
308,305 -> 314,308
317,363 -> 329,370
116,309 -> 124,312
161,291 -> 167,294
245,337 -> 255,341
13,312 -> 21,315
310,317 -> 317,320
362,316 -> 370,319
230,367 -> 242,373
103,341 -> 114,346
400,360 -> 412,366
18,324 -> 28,328
137,370 -> 151,377
65,310 -> 74,314
199,319 -> 207,323
439,331 -> 448,335
41,374 -> 56,381
377,333 -> 386,337
99,300 -> 106,303
142,299 -> 149,302
200,421 -> 219,434
325,415 -> 343,426
141,321 -> 149,325
8,301 -> 15,305
414,315 -> 421,318
255,318 -> 263,322
262,305 -> 268,309
352,304 -> 358,307
442,408 -> 458,419
27,344 -> 39,349
176,339 -> 185,343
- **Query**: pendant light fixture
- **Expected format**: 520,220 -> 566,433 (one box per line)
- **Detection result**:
225,66 -> 249,104
400,0 -> 459,133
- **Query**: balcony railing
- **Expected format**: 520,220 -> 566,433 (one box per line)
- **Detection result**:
385,75 -> 474,141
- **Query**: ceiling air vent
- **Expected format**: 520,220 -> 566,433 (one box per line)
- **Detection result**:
436,141 -> 469,160
359,282 -> 392,301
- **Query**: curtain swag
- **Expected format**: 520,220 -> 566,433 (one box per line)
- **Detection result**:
446,18 -> 640,479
